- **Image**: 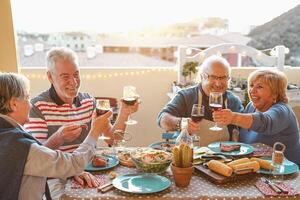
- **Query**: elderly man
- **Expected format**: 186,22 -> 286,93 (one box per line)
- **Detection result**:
157,55 -> 243,146
25,47 -> 139,199
0,72 -> 110,200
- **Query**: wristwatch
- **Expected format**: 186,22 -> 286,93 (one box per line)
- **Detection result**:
175,118 -> 182,132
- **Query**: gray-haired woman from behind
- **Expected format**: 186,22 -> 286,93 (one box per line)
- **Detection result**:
0,72 -> 111,200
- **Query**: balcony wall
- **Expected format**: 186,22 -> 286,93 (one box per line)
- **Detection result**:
20,66 -> 300,146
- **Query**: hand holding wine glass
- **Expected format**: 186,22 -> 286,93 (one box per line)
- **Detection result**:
122,86 -> 139,125
209,92 -> 223,131
96,99 -> 111,140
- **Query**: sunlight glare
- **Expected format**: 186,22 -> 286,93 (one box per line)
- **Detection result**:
11,0 -> 300,34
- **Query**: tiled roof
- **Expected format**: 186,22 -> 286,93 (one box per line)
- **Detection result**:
17,33 -> 249,67
18,52 -> 175,68
98,34 -> 233,47
78,52 -> 175,67
174,34 -> 230,48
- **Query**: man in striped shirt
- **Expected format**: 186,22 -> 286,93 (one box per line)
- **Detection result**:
25,47 -> 139,199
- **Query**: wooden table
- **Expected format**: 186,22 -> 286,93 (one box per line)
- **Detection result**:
61,163 -> 300,200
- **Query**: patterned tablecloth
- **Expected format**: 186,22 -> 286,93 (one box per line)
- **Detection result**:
61,163 -> 300,200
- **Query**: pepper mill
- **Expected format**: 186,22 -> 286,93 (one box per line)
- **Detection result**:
271,142 -> 286,180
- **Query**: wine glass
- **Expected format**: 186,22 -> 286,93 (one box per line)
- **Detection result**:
123,85 -> 138,125
96,99 -> 111,140
191,104 -> 204,122
209,92 -> 223,131
112,130 -> 132,153
191,104 -> 204,146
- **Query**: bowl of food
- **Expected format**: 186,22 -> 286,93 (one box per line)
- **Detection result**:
118,151 -> 135,168
130,148 -> 172,173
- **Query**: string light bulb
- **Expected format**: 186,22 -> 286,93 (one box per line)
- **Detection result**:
257,51 -> 262,57
285,47 -> 290,54
229,45 -> 236,53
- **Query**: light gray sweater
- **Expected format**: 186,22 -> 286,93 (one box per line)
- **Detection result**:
1,114 -> 96,200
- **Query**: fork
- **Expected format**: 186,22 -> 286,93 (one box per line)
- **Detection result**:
261,177 -> 288,194
261,177 -> 281,193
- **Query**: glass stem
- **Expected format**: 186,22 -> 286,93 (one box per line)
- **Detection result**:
127,110 -> 132,121
214,122 -> 218,128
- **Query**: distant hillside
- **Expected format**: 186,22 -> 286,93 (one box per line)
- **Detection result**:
248,5 -> 300,66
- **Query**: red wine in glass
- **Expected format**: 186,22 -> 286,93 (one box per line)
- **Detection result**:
123,97 -> 137,105
96,108 -> 110,116
123,86 -> 138,125
96,99 -> 111,116
95,99 -> 111,140
209,92 -> 223,131
191,114 -> 204,122
209,103 -> 222,112
191,104 -> 205,122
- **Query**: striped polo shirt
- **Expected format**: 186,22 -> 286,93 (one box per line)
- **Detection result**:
25,85 -> 95,152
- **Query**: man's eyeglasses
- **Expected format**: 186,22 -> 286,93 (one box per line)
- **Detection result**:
203,73 -> 230,81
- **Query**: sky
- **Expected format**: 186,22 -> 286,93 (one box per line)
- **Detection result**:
11,0 -> 300,34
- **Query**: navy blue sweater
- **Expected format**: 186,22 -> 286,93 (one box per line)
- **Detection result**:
0,117 -> 50,200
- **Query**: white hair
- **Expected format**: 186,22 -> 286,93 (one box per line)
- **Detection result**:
46,47 -> 79,71
196,55 -> 231,82
0,73 -> 29,114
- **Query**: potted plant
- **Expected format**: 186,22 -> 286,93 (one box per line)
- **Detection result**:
182,61 -> 198,86
171,143 -> 193,187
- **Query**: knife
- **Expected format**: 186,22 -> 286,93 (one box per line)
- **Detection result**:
200,154 -> 226,160
97,182 -> 114,193
263,178 -> 289,194
261,177 -> 282,194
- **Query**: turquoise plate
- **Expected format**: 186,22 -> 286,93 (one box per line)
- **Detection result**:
112,173 -> 171,194
149,141 -> 175,152
258,157 -> 299,175
208,141 -> 254,156
85,155 -> 119,171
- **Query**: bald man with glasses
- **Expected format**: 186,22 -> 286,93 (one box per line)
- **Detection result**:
157,55 -> 243,146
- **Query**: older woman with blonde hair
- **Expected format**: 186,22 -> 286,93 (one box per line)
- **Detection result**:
213,69 -> 300,166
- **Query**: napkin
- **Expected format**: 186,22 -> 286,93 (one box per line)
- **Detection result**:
71,174 -> 109,189
255,180 -> 299,197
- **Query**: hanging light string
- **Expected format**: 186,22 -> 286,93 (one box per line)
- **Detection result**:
22,67 -> 178,80
185,46 -> 274,55
184,45 -> 288,57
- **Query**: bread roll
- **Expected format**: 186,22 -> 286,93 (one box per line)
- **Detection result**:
250,157 -> 273,170
227,158 -> 250,169
232,161 -> 260,174
207,160 -> 233,177
108,171 -> 117,179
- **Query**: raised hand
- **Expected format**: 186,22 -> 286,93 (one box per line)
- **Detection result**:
120,98 -> 140,116
58,123 -> 87,143
187,118 -> 201,134
212,109 -> 234,126
89,110 -> 112,139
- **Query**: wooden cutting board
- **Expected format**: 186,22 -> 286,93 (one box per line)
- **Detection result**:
194,165 -> 254,184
